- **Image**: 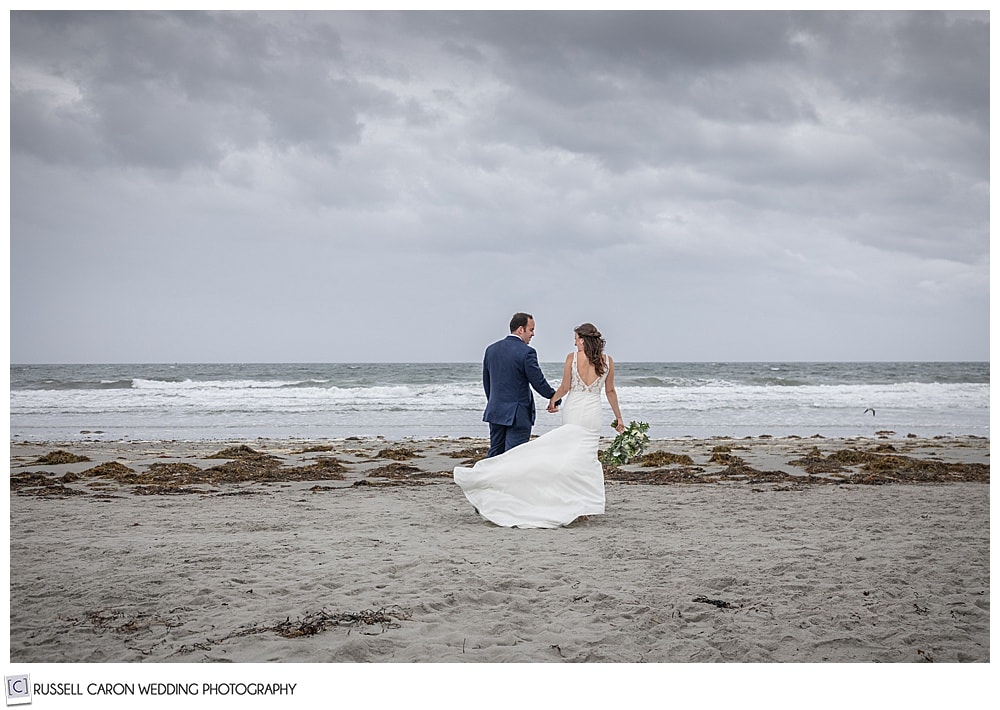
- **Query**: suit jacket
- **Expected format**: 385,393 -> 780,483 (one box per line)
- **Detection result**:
482,335 -> 557,426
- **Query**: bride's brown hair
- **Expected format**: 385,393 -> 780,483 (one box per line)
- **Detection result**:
575,323 -> 607,376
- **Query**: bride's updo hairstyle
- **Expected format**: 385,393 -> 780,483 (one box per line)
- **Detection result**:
575,323 -> 607,376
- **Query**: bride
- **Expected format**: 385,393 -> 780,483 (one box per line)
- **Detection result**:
454,323 -> 626,529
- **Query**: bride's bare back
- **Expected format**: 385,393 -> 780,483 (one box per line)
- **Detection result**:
575,350 -> 601,387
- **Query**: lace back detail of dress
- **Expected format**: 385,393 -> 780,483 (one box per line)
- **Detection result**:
571,352 -> 608,394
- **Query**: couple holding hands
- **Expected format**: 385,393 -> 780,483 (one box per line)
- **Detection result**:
454,312 -> 626,529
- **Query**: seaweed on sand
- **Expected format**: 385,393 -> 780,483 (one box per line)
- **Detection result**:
637,451 -> 695,467
33,450 -> 91,465
604,466 -> 714,484
715,462 -> 830,485
786,447 -> 990,484
374,446 -> 424,461
170,606 -> 412,655
269,607 -> 411,638
444,446 -> 489,466
9,471 -> 88,497
362,462 -> 452,485
12,445 -> 351,496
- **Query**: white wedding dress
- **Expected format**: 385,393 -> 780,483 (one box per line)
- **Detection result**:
454,353 -> 607,528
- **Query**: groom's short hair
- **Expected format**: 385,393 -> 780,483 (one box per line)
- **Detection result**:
510,312 -> 533,332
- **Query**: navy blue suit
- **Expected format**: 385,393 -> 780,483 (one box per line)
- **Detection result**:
482,335 -> 558,457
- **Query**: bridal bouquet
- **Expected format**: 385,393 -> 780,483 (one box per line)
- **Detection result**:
600,420 -> 651,467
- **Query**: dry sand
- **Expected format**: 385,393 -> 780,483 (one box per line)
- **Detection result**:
7,434 -> 989,666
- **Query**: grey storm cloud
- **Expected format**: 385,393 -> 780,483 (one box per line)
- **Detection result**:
12,12 -> 403,172
8,10 -> 989,363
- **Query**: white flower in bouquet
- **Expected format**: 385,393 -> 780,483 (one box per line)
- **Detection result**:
600,420 -> 651,467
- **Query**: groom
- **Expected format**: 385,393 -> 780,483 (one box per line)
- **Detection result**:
482,312 -> 560,458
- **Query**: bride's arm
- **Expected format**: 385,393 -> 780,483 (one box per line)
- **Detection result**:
548,354 -> 574,410
605,356 -> 626,432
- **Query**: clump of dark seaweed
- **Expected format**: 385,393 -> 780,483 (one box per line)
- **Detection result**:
82,462 -> 137,479
200,446 -> 289,483
367,462 -> 423,478
10,472 -> 59,489
638,451 -> 695,467
708,457 -> 830,484
693,595 -> 737,609
207,445 -> 279,461
12,445 -> 354,496
147,462 -> 203,476
709,451 -> 744,466
290,445 -> 334,454
34,450 -> 90,465
36,443 -> 412,493
374,446 -> 423,461
9,471 -> 88,496
86,608 -> 182,635
364,463 -> 451,484
269,607 -> 410,638
605,467 -> 713,484
444,446 -> 489,466
787,447 -> 989,484
787,447 -> 850,475
132,485 -> 207,496
721,466 -> 828,485
171,606 -> 412,654
203,450 -> 353,483
294,457 -> 348,478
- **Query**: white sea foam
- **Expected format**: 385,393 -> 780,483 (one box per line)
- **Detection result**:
9,374 -> 988,442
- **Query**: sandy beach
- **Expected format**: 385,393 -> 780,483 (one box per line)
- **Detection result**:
6,432 -> 989,668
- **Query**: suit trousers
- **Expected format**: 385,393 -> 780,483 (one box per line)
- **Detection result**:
487,413 -> 532,457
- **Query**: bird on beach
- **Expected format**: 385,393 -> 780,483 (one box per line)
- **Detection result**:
864,408 -> 875,416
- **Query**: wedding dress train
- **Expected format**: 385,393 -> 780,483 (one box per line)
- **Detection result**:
454,353 -> 607,528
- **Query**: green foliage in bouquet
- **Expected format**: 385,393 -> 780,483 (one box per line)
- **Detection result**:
599,420 -> 651,467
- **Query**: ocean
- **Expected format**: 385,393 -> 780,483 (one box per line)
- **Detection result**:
8,362 -> 989,443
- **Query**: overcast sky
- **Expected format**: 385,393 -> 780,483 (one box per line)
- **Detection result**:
8,10 -> 990,364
